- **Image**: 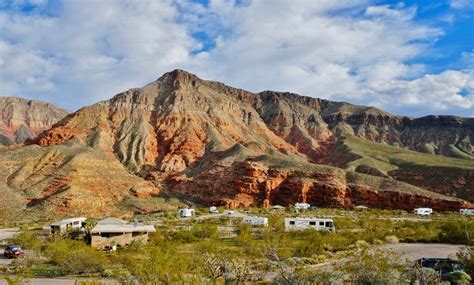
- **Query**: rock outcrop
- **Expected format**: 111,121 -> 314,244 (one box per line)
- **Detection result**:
0,97 -> 68,145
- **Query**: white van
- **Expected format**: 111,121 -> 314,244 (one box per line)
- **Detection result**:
414,208 -> 433,216
284,217 -> 335,232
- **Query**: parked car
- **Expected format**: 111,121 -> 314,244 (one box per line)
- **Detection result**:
417,258 -> 464,276
3,245 -> 25,258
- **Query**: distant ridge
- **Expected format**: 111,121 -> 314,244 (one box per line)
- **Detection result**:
0,96 -> 69,145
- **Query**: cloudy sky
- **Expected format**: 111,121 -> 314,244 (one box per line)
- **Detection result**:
0,0 -> 473,117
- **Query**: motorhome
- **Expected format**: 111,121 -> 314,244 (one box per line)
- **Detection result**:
50,217 -> 87,234
284,217 -> 335,232
178,208 -> 195,218
243,216 -> 268,227
414,208 -> 433,216
460,209 -> 474,216
295,203 -> 311,210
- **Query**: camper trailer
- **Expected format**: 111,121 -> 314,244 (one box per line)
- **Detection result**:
414,208 -> 433,216
284,217 -> 335,232
209,206 -> 219,214
295,203 -> 311,210
460,209 -> 474,216
178,208 -> 195,218
50,217 -> 87,234
243,216 -> 269,227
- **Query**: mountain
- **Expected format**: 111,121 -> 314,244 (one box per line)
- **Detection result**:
2,70 -> 472,217
0,97 -> 69,145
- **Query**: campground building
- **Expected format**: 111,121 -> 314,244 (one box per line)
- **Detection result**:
91,218 -> 156,249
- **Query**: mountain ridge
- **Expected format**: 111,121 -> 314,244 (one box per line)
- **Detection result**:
1,69 -> 472,217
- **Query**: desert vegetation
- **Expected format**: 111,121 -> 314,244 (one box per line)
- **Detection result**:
1,209 -> 473,284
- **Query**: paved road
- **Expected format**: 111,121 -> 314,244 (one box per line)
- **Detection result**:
383,243 -> 464,261
0,228 -> 19,242
0,250 -> 13,266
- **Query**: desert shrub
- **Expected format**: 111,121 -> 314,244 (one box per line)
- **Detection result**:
44,239 -> 108,275
30,264 -> 67,277
235,223 -> 258,255
337,248 -> 406,285
168,228 -> 199,243
457,246 -> 474,278
10,230 -> 43,251
190,222 -> 218,240
355,240 -> 370,249
113,242 -> 198,284
441,271 -> 472,284
438,220 -> 474,245
385,235 -> 399,244
292,230 -> 324,257
404,264 -> 441,284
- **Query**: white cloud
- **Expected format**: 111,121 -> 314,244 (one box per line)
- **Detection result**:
450,0 -> 474,9
0,0 -> 200,109
361,70 -> 474,116
0,0 -> 472,117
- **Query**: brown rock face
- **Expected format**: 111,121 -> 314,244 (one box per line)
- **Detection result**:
14,69 -> 472,213
0,97 -> 68,145
167,161 -> 469,211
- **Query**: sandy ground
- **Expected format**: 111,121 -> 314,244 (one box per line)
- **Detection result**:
383,243 -> 465,261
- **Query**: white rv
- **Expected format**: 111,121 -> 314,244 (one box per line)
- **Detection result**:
51,217 -> 87,234
460,209 -> 474,216
295,203 -> 311,210
414,208 -> 433,216
284,217 -> 335,232
209,206 -> 219,214
243,216 -> 269,227
178,208 -> 195,218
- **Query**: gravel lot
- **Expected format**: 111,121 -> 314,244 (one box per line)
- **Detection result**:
384,243 -> 464,261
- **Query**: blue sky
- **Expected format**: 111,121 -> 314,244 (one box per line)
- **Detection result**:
0,0 -> 473,117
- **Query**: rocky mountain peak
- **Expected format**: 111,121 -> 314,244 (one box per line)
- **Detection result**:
156,69 -> 202,89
